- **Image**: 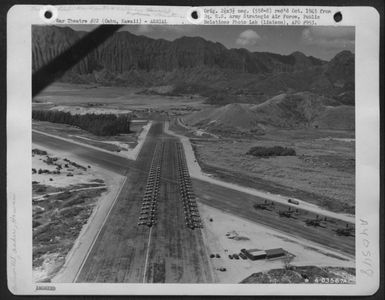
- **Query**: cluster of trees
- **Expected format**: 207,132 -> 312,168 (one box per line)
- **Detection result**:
32,168 -> 59,175
247,146 -> 296,157
63,158 -> 87,171
32,110 -> 131,136
32,148 -> 47,155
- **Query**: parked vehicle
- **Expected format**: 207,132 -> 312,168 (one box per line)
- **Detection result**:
288,198 -> 299,205
239,253 -> 247,260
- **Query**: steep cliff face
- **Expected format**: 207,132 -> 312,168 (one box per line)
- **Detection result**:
32,26 -> 354,103
32,26 -> 95,74
32,26 -> 326,76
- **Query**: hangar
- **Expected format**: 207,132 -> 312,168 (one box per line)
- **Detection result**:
242,248 -> 287,260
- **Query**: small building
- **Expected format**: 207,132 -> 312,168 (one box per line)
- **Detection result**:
265,248 -> 286,259
244,249 -> 267,261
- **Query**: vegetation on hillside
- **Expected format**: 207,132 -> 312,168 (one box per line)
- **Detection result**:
32,26 -> 354,104
247,146 -> 296,157
32,110 -> 131,136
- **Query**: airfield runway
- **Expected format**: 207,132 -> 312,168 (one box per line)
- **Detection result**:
51,122 -> 214,283
33,120 -> 355,282
192,179 -> 355,256
33,131 -> 132,175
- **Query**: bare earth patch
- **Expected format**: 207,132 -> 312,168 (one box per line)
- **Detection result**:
32,144 -> 123,282
199,203 -> 355,284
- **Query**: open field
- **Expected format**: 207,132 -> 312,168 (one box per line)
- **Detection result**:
33,82 -> 205,110
190,128 -> 355,214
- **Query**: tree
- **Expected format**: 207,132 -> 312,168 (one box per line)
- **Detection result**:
32,110 -> 132,136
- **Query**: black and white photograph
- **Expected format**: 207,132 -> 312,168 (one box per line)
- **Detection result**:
31,24 -> 356,284
6,4 -> 381,295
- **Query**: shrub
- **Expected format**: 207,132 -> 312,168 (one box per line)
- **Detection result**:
32,149 -> 47,155
62,196 -> 86,207
33,220 -> 42,228
56,191 -> 72,200
247,146 -> 296,157
59,206 -> 83,218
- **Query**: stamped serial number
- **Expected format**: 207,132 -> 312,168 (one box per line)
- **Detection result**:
36,285 -> 56,291
314,277 -> 351,284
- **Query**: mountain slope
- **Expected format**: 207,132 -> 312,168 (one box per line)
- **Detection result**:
32,26 -> 354,103
184,92 -> 354,132
251,92 -> 354,129
251,92 -> 335,127
184,103 -> 260,129
32,26 -> 325,76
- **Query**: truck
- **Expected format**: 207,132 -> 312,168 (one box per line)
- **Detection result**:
288,198 -> 299,205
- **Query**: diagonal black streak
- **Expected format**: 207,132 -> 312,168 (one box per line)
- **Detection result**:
32,25 -> 123,97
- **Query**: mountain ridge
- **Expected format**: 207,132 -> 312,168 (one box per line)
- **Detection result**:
32,26 -> 355,104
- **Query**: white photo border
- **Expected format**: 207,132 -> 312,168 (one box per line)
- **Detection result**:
7,5 -> 380,295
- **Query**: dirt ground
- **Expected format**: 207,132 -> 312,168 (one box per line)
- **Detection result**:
191,128 -> 355,214
32,144 -> 123,282
32,144 -> 103,190
199,203 -> 355,283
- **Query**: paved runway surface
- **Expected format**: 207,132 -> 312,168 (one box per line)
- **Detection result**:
33,131 -> 132,175
70,123 -> 213,283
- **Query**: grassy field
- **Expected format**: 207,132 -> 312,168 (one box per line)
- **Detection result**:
33,82 -> 204,109
191,128 -> 355,214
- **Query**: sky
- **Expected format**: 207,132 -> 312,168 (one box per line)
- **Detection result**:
66,25 -> 355,61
